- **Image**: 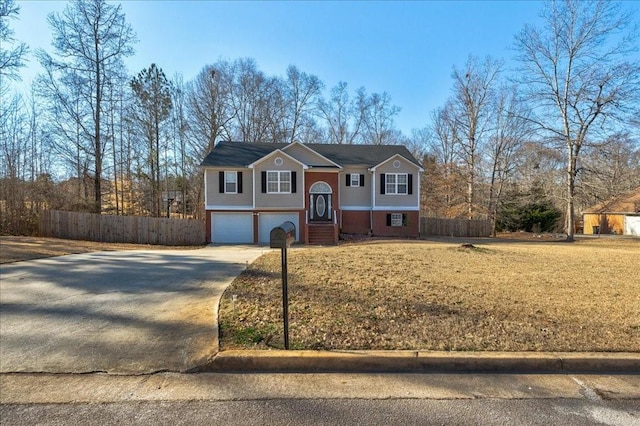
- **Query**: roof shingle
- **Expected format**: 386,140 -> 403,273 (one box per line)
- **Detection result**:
200,141 -> 421,168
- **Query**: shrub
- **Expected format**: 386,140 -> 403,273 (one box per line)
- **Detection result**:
497,199 -> 562,233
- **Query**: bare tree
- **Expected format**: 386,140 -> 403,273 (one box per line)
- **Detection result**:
101,65 -> 130,215
427,102 -> 467,217
318,82 -> 349,144
514,0 -> 640,240
0,93 -> 28,232
228,58 -> 286,143
451,55 -> 502,218
0,0 -> 28,82
407,127 -> 435,217
36,67 -> 95,207
0,0 -> 30,228
579,133 -> 640,206
187,62 -> 233,156
169,73 -> 195,218
263,76 -> 288,143
361,91 -> 401,145
36,0 -> 135,213
0,88 -> 55,234
430,102 -> 460,173
284,65 -> 323,143
317,82 -> 367,144
405,127 -> 430,160
486,85 -> 532,235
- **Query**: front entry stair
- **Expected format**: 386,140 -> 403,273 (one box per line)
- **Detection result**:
308,223 -> 336,245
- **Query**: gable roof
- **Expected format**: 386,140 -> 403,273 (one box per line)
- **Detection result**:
371,153 -> 425,172
200,141 -> 422,168
582,187 -> 640,214
282,142 -> 343,168
246,148 -> 308,169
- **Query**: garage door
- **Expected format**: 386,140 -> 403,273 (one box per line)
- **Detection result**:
212,213 -> 253,243
624,215 -> 640,236
258,212 -> 299,243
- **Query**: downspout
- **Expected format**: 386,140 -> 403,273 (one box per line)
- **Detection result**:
204,168 -> 209,243
370,168 -> 375,235
203,168 -> 208,210
302,166 -> 306,243
338,170 -> 343,231
250,166 -> 256,210
251,166 -> 257,244
417,167 -> 423,237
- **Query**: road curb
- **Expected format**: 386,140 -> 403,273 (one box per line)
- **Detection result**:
203,350 -> 640,374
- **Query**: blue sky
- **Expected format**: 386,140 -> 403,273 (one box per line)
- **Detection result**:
11,0 -> 554,135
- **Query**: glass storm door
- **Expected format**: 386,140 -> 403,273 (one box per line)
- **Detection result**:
310,193 -> 331,222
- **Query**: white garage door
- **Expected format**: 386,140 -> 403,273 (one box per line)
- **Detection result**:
211,213 -> 253,243
258,212 -> 299,243
624,215 -> 640,236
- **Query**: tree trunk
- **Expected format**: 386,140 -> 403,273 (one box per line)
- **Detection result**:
467,148 -> 474,220
566,145 -> 576,241
94,48 -> 102,214
155,109 -> 161,217
488,170 -> 497,237
111,96 -> 119,215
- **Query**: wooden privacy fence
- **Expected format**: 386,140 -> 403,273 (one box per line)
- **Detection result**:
420,217 -> 491,237
40,210 -> 205,246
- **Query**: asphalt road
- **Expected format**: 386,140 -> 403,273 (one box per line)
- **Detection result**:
3,399 -> 639,426
2,373 -> 638,425
0,245 -> 266,374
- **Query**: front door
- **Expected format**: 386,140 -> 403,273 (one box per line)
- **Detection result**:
310,193 -> 331,222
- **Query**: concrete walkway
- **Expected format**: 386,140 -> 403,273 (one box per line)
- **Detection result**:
0,245 -> 267,374
3,372 -> 639,404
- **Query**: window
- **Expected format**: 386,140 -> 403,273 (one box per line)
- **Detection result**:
390,213 -> 403,227
224,171 -> 237,194
387,213 -> 407,227
385,173 -> 408,195
346,174 -> 365,187
397,174 -> 408,194
219,171 -> 242,194
386,174 -> 396,194
267,171 -> 291,193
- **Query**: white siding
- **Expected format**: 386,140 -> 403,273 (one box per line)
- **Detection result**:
205,168 -> 253,208
253,156 -> 304,209
373,158 -> 420,210
340,168 -> 371,208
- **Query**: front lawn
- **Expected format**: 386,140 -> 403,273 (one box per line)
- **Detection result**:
218,238 -> 640,352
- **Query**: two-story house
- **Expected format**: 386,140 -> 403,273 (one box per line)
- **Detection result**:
201,141 -> 423,244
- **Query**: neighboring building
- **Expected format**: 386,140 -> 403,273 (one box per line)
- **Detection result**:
582,187 -> 640,236
200,141 -> 424,244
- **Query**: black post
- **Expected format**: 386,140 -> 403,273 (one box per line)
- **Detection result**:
281,247 -> 290,349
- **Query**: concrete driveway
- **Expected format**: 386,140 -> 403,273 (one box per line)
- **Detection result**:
0,245 -> 266,374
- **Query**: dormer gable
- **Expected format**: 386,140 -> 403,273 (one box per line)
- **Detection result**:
247,148 -> 309,170
282,142 -> 342,169
369,153 -> 425,172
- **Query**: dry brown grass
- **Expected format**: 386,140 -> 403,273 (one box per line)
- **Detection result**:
0,236 -> 200,264
219,238 -> 640,352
